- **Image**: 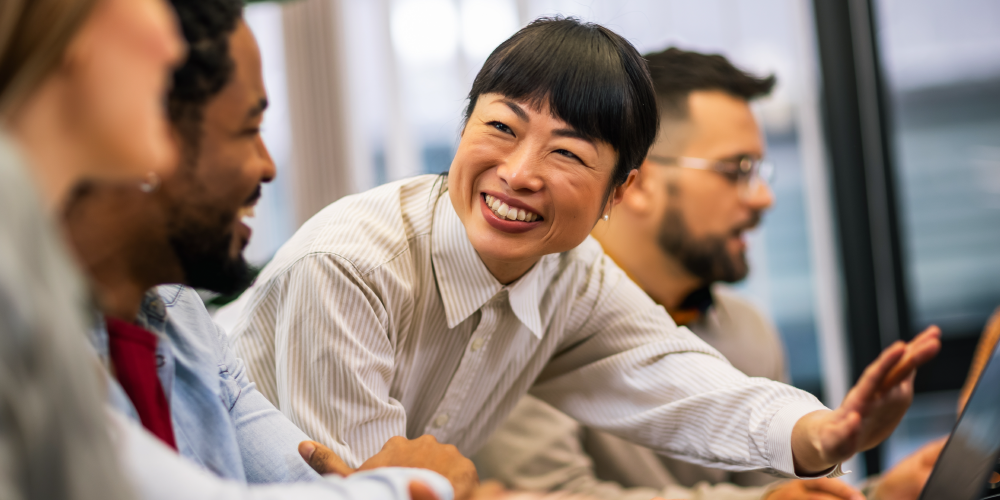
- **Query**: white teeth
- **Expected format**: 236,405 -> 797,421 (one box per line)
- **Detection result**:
238,205 -> 256,220
483,194 -> 541,223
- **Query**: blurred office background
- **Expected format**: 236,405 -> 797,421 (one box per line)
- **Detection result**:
230,0 -> 1000,477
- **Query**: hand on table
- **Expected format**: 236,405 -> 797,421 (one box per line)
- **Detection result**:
765,478 -> 863,500
300,435 -> 479,500
791,326 -> 941,475
872,437 -> 945,500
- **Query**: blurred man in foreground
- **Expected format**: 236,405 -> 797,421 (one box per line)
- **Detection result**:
474,48 -> 862,500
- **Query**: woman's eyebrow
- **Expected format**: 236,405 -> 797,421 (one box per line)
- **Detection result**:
500,99 -> 530,122
553,128 -> 595,147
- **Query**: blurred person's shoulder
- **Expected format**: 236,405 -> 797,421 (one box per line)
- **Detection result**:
0,134 -> 34,331
692,285 -> 786,381
705,286 -> 774,328
259,174 -> 443,281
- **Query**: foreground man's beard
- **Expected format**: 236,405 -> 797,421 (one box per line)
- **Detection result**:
656,206 -> 758,284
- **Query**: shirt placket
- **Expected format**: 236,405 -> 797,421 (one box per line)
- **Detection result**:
424,290 -> 506,440
138,296 -> 176,405
154,337 -> 175,403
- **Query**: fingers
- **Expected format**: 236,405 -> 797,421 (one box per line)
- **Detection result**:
881,326 -> 942,390
802,478 -> 864,500
409,481 -> 440,500
298,440 -> 355,476
842,344 -> 905,413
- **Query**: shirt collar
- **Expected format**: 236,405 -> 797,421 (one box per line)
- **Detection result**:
430,195 -> 548,338
89,289 -> 170,369
135,289 -> 169,335
504,257 -> 547,338
679,285 -> 715,314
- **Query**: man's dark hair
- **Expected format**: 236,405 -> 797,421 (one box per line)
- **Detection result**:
167,0 -> 244,153
644,47 -> 776,120
466,17 -> 659,190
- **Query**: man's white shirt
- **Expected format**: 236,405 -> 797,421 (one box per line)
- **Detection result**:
231,175 -> 832,478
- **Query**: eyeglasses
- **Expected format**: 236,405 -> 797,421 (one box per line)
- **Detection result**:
646,154 -> 775,199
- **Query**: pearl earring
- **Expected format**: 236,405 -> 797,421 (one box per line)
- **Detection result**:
602,214 -> 609,222
138,172 -> 160,193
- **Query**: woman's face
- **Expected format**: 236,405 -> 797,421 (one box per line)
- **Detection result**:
448,93 -> 629,283
65,0 -> 184,178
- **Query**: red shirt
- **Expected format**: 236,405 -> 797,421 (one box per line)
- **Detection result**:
106,317 -> 177,450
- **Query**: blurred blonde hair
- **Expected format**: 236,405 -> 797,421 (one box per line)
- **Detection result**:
0,0 -> 97,117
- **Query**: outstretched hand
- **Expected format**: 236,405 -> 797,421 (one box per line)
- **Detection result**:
791,326 -> 941,475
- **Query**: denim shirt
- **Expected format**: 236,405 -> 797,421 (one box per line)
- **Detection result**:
95,285 -> 321,484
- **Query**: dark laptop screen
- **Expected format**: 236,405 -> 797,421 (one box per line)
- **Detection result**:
920,339 -> 1000,500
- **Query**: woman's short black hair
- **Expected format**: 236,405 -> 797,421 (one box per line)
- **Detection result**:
465,17 -> 659,188
167,0 -> 244,155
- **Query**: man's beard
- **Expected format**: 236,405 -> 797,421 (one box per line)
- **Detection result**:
656,206 -> 758,284
167,204 -> 253,296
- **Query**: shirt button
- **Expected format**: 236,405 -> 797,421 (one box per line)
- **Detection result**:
433,414 -> 449,428
150,300 -> 166,317
470,338 -> 485,351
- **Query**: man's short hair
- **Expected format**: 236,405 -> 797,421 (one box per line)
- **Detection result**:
644,47 -> 776,120
167,0 -> 244,154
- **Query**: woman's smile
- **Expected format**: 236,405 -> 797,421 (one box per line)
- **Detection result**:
479,192 -> 544,234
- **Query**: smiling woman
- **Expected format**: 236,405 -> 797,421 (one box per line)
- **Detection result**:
449,18 -> 658,283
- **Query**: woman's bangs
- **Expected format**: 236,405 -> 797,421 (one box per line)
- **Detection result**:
466,17 -> 659,184
472,25 -> 630,149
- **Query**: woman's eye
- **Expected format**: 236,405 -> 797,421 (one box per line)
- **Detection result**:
243,128 -> 261,137
488,121 -> 513,135
555,149 -> 580,161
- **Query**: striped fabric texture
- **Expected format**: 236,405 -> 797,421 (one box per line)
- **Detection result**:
231,175 -> 830,478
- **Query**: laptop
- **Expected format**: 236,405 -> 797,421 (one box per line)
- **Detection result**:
919,337 -> 1000,499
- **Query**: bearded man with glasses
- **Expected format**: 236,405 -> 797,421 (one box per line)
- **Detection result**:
473,48 -> 862,500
